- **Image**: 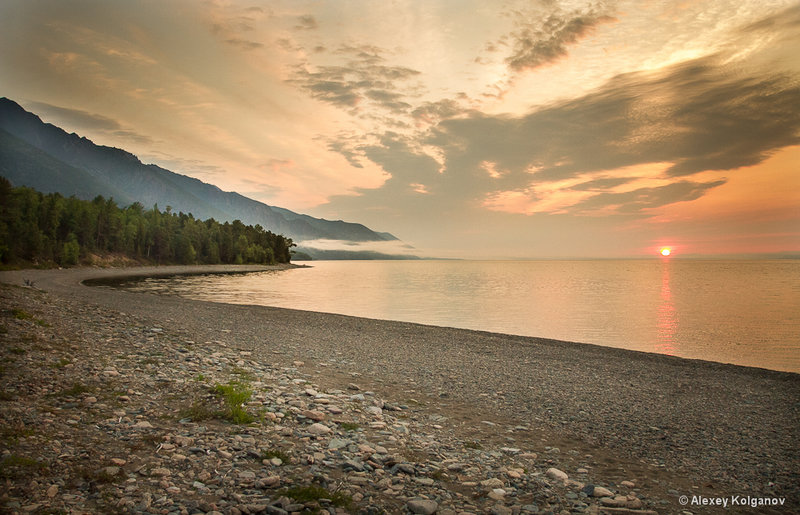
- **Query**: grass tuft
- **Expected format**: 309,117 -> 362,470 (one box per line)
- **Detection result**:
280,485 -> 353,510
210,381 -> 254,424
0,454 -> 47,479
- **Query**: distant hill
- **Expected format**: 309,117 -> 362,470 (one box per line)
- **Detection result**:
0,97 -> 399,248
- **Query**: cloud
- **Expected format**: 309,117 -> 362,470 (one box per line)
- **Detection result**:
26,101 -> 155,145
294,15 -> 318,31
506,10 -> 617,71
206,3 -> 267,50
430,52 -> 800,184
325,41 -> 799,219
296,238 -> 418,257
411,99 -> 467,126
574,179 -> 728,214
28,101 -> 123,131
224,38 -> 263,50
289,46 -> 422,114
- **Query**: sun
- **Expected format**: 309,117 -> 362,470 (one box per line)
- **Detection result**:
660,247 -> 672,257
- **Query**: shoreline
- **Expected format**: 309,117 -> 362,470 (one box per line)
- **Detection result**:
2,265 -> 799,513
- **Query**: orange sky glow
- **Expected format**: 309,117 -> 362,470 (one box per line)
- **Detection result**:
0,0 -> 798,258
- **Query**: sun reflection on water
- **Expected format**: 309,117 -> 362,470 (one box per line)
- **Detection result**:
655,261 -> 678,355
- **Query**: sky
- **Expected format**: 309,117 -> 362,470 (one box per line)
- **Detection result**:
1,0 -> 798,259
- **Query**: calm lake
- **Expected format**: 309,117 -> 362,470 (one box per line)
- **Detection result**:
114,259 -> 800,373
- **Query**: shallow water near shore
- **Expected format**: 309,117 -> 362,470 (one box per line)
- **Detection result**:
108,259 -> 799,373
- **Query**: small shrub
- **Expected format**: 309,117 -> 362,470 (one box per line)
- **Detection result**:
0,454 -> 47,479
281,485 -> 353,509
10,309 -> 48,326
211,381 -> 254,424
12,308 -> 32,320
50,382 -> 93,398
178,401 -> 218,422
230,366 -> 255,381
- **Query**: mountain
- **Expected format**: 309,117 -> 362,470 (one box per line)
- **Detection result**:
0,97 -> 398,247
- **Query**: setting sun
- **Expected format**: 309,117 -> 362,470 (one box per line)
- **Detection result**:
660,248 -> 672,256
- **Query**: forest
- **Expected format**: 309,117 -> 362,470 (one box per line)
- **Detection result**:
0,177 -> 294,267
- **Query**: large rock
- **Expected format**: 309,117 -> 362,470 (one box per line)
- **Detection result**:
546,468 -> 568,482
407,499 -> 438,514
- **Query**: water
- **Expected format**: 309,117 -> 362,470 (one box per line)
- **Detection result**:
113,259 -> 800,373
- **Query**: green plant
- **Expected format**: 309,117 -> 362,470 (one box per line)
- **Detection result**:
280,485 -> 353,510
12,308 -> 32,320
10,309 -> 48,326
212,381 -> 254,424
0,454 -> 47,479
230,366 -> 255,381
178,401 -> 218,422
50,382 -> 93,398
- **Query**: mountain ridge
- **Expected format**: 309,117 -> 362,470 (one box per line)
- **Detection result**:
0,97 -> 398,246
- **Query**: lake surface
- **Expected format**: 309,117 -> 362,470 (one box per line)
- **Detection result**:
113,259 -> 800,373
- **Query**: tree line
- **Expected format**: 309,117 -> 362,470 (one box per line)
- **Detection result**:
0,177 -> 294,267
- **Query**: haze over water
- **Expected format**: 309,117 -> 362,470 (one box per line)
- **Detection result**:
117,259 -> 799,373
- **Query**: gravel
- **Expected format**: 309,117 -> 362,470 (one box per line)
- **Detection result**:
2,265 -> 798,510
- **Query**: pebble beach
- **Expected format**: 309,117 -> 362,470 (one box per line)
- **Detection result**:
1,265 -> 798,514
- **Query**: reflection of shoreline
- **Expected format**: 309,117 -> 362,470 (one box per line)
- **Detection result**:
656,260 -> 678,355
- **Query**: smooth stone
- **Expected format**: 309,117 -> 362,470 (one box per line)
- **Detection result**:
307,423 -> 332,435
328,438 -> 351,450
592,486 -> 614,497
480,478 -> 504,489
407,499 -> 439,514
301,409 -> 326,421
546,468 -> 568,481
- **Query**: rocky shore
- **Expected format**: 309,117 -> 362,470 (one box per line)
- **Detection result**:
1,266 -> 798,514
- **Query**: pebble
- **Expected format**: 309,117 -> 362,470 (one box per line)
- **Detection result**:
0,281 -> 679,515
307,422 -> 332,435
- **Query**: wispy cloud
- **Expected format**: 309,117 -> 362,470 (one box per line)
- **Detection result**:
288,45 -> 421,114
294,15 -> 318,31
26,101 -> 155,145
224,38 -> 263,50
505,8 -> 617,71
